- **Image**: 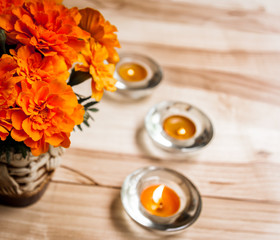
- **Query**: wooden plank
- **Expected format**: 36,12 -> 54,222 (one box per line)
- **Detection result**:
65,0 -> 280,15
120,41 -> 280,82
65,0 -> 280,164
93,0 -> 280,35
118,41 -> 280,101
70,82 -> 280,163
65,0 -> 280,33
64,0 -> 280,52
0,183 -> 279,240
52,148 -> 280,202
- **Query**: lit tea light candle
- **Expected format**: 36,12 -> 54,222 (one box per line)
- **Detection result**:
118,62 -> 148,82
140,184 -> 180,217
163,115 -> 196,140
121,166 -> 202,233
114,52 -> 162,99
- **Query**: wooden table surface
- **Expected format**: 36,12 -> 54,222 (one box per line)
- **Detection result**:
1,0 -> 280,239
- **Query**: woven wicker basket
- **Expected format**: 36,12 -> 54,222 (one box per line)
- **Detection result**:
0,146 -> 64,207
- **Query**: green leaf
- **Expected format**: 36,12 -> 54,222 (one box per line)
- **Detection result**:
76,124 -> 83,131
0,136 -> 30,163
78,96 -> 91,104
84,101 -> 98,109
88,108 -> 99,112
75,101 -> 99,131
0,29 -> 7,57
83,111 -> 90,120
83,120 -> 90,127
88,113 -> 94,120
68,70 -> 91,87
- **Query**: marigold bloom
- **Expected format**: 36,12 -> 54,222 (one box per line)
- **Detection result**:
75,38 -> 117,101
0,0 -> 90,67
79,8 -> 120,63
11,45 -> 69,84
0,54 -> 22,107
0,108 -> 12,141
11,80 -> 84,155
0,0 -> 23,15
0,55 -> 17,140
0,1 -> 119,155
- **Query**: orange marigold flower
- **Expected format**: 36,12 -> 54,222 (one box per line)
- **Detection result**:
79,8 -> 120,63
0,0 -> 24,15
10,45 -> 69,84
0,108 -> 12,141
75,38 -> 117,101
11,80 -> 84,156
0,0 -> 90,67
0,54 -> 22,107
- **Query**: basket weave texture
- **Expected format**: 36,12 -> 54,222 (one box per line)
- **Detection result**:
0,146 -> 63,197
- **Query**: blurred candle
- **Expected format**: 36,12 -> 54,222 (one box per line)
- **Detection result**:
118,62 -> 147,82
140,184 -> 180,217
163,115 -> 196,140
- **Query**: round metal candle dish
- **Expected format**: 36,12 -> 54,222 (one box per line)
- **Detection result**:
114,52 -> 163,99
121,166 -> 202,234
145,101 -> 214,153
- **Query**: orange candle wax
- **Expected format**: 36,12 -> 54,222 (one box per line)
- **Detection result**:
140,184 -> 180,217
118,62 -> 147,82
163,115 -> 196,140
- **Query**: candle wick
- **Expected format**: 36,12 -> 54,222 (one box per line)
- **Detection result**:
152,184 -> 165,210
151,201 -> 163,211
151,199 -> 163,211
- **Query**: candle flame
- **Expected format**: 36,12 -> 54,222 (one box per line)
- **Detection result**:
152,184 -> 165,206
177,127 -> 186,136
127,69 -> 135,76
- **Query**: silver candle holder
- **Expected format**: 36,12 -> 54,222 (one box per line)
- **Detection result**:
114,52 -> 163,99
145,101 -> 214,153
121,166 -> 202,234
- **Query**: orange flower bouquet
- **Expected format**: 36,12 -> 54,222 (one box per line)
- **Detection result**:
0,0 -> 120,206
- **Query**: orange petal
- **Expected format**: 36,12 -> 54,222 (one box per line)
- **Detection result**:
0,126 -> 9,141
45,133 -> 64,146
22,118 -> 42,141
24,138 -> 49,156
31,142 -> 49,156
79,8 -> 104,35
60,133 -> 71,148
56,117 -> 75,133
91,80 -> 103,101
0,15 -> 16,32
34,85 -> 49,105
71,104 -> 85,126
107,50 -> 120,64
11,129 -> 29,141
11,110 -> 26,130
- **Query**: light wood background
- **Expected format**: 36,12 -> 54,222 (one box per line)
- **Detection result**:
1,0 -> 280,239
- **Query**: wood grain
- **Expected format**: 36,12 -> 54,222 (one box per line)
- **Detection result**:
70,83 -> 280,164
52,148 -> 280,203
1,0 -> 280,239
0,183 -> 279,240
